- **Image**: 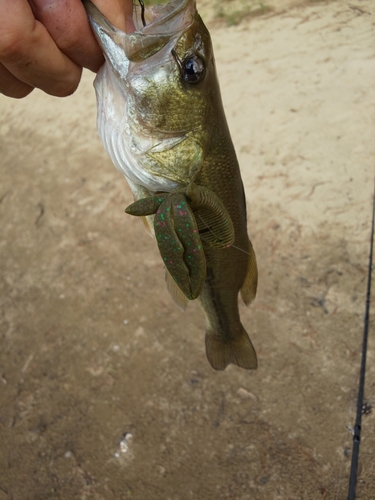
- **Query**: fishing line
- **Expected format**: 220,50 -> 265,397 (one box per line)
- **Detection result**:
138,0 -> 146,27
195,213 -> 251,256
230,244 -> 252,256
347,178 -> 375,499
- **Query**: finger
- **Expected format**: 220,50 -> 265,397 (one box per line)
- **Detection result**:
0,62 -> 34,98
30,0 -> 104,72
93,0 -> 135,33
0,0 -> 82,97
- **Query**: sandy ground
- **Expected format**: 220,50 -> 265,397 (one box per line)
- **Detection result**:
1,1 -> 375,499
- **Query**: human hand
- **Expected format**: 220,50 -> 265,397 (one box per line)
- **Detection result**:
0,0 -> 134,99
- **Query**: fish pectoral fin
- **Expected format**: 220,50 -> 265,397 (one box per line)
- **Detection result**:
141,216 -> 154,237
165,270 -> 189,311
186,183 -> 235,248
147,135 -> 203,185
205,325 -> 258,371
240,239 -> 258,306
148,136 -> 185,153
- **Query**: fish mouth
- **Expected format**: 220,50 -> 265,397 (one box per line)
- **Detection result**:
84,0 -> 196,62
132,0 -> 195,34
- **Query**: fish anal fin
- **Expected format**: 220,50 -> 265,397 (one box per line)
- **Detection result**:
165,270 -> 189,311
240,239 -> 258,306
205,325 -> 257,371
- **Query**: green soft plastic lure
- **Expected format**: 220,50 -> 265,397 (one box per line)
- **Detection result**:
125,183 -> 235,300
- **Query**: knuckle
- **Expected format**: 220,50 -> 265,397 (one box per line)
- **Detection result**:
1,84 -> 34,99
54,85 -> 76,98
11,87 -> 34,99
53,71 -> 81,97
0,26 -> 30,62
0,62 -> 34,98
55,30 -> 81,54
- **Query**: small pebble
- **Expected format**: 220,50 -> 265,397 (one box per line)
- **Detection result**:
237,387 -> 258,401
120,433 -> 133,453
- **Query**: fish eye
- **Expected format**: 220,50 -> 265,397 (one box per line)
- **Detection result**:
182,55 -> 205,84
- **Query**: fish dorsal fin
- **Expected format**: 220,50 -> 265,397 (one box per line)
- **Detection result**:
240,239 -> 258,306
165,270 -> 189,311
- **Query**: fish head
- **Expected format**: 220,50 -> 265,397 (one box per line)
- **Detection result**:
84,0 -> 221,190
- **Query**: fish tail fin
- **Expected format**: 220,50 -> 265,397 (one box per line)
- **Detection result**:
205,325 -> 257,371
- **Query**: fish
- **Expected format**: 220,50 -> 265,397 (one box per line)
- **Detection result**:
84,0 -> 258,370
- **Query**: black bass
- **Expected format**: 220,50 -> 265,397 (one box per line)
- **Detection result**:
84,0 -> 258,370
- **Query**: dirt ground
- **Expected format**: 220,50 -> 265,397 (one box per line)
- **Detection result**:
1,1 -> 375,499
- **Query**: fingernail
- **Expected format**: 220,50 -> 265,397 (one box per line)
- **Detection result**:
30,0 -> 58,12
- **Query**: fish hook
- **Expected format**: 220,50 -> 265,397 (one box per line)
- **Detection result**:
138,0 -> 146,27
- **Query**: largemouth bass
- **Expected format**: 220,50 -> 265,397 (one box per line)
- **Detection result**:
84,0 -> 258,370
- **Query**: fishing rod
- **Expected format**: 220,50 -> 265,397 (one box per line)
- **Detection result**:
347,178 -> 375,499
